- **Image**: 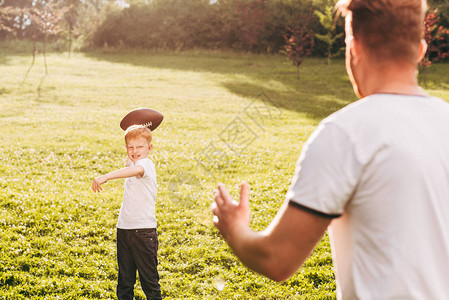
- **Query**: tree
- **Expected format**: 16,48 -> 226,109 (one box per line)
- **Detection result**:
314,4 -> 344,64
235,0 -> 266,64
420,9 -> 449,85
428,0 -> 449,21
0,6 -> 18,33
62,0 -> 81,57
20,1 -> 68,91
30,3 -> 68,70
0,0 -> 33,39
282,9 -> 315,79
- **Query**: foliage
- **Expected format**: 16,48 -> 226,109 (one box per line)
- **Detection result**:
0,1 -> 68,50
0,0 -> 347,56
422,9 -> 449,66
0,6 -> 18,32
428,0 -> 449,22
74,1 -> 122,50
0,0 -> 118,51
29,3 -> 67,38
0,38 -> 69,53
282,9 -> 315,79
234,0 -> 266,63
63,0 -> 81,56
93,1 -> 221,50
92,0 -> 326,53
0,0 -> 32,39
314,5 -> 344,64
16,2 -> 69,95
420,9 -> 449,85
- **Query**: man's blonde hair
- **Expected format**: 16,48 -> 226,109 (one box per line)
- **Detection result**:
124,125 -> 152,145
336,0 -> 427,63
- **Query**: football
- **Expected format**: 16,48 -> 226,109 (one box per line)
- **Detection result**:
120,108 -> 164,131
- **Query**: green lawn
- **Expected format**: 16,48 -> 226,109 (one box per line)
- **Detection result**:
1,46 -> 448,299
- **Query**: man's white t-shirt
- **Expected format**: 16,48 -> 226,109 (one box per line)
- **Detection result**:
286,94 -> 449,299
117,158 -> 157,229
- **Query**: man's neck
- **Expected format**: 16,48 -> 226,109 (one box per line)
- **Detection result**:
360,63 -> 425,97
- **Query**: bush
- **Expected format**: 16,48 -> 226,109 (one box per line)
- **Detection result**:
0,39 -> 68,54
92,0 -> 344,54
93,2 -> 229,50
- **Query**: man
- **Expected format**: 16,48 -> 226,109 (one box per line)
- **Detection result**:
211,0 -> 449,299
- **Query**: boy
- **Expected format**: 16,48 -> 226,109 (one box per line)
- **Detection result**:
92,124 -> 162,300
212,0 -> 449,299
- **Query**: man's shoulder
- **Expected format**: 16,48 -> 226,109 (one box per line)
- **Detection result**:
324,94 -> 449,128
324,95 -> 382,122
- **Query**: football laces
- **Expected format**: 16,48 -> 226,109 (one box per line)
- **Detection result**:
142,121 -> 153,128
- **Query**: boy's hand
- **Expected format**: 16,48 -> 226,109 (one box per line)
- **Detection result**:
91,166 -> 143,193
92,175 -> 108,193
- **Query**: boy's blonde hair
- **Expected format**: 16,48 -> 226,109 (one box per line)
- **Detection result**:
336,0 -> 427,63
124,125 -> 153,145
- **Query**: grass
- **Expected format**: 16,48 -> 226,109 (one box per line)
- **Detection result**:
1,44 -> 448,299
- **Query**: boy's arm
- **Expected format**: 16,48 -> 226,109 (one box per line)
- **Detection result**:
92,165 -> 144,192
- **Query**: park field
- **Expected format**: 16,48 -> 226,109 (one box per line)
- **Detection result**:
1,46 -> 448,299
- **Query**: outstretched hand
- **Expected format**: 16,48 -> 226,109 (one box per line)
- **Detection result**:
92,175 -> 108,193
211,182 -> 251,241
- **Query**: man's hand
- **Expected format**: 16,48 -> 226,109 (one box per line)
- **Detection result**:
211,181 -> 332,282
92,175 -> 108,193
211,182 -> 251,241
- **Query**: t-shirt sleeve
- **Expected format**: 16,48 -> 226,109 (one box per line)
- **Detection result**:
136,159 -> 157,181
286,121 -> 362,217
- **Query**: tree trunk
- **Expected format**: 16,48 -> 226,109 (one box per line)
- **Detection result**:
68,23 -> 72,58
43,35 -> 48,75
37,35 -> 49,94
249,43 -> 253,65
18,12 -> 24,39
20,37 -> 37,86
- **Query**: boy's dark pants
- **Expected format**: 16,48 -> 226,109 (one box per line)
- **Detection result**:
116,228 -> 162,300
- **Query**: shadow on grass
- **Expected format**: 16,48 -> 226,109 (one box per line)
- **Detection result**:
222,81 -> 352,121
84,50 -> 357,121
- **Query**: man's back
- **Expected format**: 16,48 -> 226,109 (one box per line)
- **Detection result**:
326,94 -> 449,299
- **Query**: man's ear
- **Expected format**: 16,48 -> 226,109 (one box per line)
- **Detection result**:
417,39 -> 428,63
149,143 -> 153,151
350,37 -> 362,61
346,35 -> 362,63
346,35 -> 354,52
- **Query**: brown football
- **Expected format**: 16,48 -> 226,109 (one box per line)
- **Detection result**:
120,108 -> 164,131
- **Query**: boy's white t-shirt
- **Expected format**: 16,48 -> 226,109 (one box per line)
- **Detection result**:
117,158 -> 157,229
286,94 -> 449,299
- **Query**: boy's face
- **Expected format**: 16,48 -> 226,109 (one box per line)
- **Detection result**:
126,136 -> 152,164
